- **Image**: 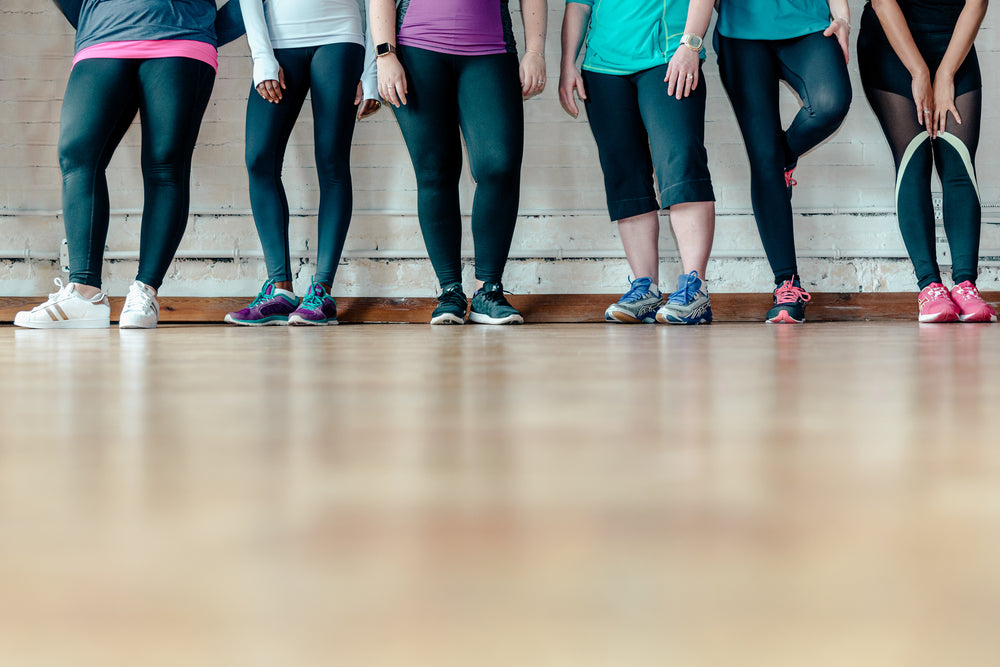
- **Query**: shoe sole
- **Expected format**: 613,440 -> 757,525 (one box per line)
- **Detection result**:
13,318 -> 110,329
224,314 -> 289,326
605,310 -> 656,324
288,316 -> 338,326
430,313 -> 465,325
919,312 -> 960,323
119,322 -> 157,329
469,313 -> 523,325
958,312 -> 997,323
657,313 -> 713,325
766,310 -> 805,324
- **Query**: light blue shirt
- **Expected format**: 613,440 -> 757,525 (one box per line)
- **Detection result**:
568,0 -> 702,76
717,0 -> 831,40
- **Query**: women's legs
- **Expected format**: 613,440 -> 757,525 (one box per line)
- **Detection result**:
580,69 -> 661,282
58,58 -> 141,289
134,57 -> 215,289
309,42 -> 365,288
634,65 -> 715,279
392,46 -> 464,289
454,53 -> 523,285
935,89 -> 982,285
775,32 -> 852,163
245,47 -> 313,287
861,84 -> 939,288
718,36 -> 797,284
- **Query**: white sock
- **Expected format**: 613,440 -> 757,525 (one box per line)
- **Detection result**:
274,287 -> 296,300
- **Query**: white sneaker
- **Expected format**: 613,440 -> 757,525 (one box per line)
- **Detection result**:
119,280 -> 159,329
13,278 -> 111,329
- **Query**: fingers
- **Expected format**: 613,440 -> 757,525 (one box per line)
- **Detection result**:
354,82 -> 363,106
520,70 -> 546,99
257,79 -> 282,103
357,99 -> 382,120
559,85 -> 579,118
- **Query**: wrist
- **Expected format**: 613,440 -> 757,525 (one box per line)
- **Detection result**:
525,48 -> 545,59
833,16 -> 849,28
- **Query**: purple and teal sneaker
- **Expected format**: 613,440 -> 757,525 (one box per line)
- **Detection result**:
224,280 -> 298,326
288,280 -> 338,326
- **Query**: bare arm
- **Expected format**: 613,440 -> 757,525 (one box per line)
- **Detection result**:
932,0 -> 987,132
369,0 -> 407,106
558,2 -> 591,117
870,0 -> 934,134
519,0 -> 548,99
664,0 -> 714,99
824,0 -> 851,62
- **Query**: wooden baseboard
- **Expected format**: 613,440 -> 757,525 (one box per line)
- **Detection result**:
3,292 -> 995,323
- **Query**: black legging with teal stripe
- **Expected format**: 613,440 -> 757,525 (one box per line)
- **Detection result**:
858,3 -> 982,289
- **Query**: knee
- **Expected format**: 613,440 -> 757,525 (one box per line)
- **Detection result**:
58,132 -> 98,175
413,158 -> 462,191
806,87 -> 851,130
471,148 -> 521,187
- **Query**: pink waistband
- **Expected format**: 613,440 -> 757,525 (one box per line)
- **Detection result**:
73,40 -> 218,72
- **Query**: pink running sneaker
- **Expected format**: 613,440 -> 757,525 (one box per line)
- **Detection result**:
784,165 -> 797,199
918,283 -> 960,323
950,280 -> 997,323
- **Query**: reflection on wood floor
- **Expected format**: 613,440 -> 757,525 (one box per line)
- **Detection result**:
1,323 -> 999,667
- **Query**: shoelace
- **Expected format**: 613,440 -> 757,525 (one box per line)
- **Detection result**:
123,283 -> 154,313
620,277 -> 654,303
438,286 -> 467,308
300,284 -> 327,309
248,280 -> 277,307
784,167 -> 797,189
920,283 -> 950,304
774,280 -> 811,305
667,273 -> 698,305
32,278 -> 71,311
952,282 -> 981,302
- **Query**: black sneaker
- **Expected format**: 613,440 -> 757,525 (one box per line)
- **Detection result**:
430,283 -> 467,325
469,282 -> 523,325
765,278 -> 811,324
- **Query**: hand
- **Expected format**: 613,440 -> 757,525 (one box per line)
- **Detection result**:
932,72 -> 961,136
357,98 -> 382,120
520,50 -> 546,100
558,63 -> 587,117
823,17 -> 850,64
665,46 -> 700,100
911,70 -> 935,137
376,53 -> 407,107
256,67 -> 286,103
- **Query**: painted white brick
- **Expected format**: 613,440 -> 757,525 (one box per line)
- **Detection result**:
4,0 -> 1000,296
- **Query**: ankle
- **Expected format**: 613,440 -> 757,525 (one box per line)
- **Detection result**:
71,282 -> 101,299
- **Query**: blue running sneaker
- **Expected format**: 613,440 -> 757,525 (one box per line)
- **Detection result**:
656,271 -> 712,324
605,277 -> 661,324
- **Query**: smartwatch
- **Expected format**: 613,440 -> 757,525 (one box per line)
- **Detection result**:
376,42 -> 396,58
680,34 -> 703,52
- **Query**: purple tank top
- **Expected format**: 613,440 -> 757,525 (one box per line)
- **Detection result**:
396,0 -> 515,56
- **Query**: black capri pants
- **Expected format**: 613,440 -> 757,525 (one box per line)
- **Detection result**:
582,64 -> 715,222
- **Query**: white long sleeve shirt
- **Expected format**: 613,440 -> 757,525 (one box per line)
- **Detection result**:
241,0 -> 378,100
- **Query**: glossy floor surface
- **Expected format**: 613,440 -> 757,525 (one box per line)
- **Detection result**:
1,323 -> 999,666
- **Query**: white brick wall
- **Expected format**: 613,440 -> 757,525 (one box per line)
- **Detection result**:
2,0 -> 1000,296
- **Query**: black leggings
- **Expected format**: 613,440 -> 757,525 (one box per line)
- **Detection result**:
718,30 -> 851,284
392,45 -> 524,287
59,57 -> 215,289
245,42 -> 364,286
858,6 -> 982,289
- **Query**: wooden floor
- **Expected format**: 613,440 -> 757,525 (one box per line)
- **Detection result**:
1,322 -> 999,666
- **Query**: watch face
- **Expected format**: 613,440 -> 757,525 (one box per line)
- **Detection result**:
376,42 -> 392,57
685,35 -> 703,49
